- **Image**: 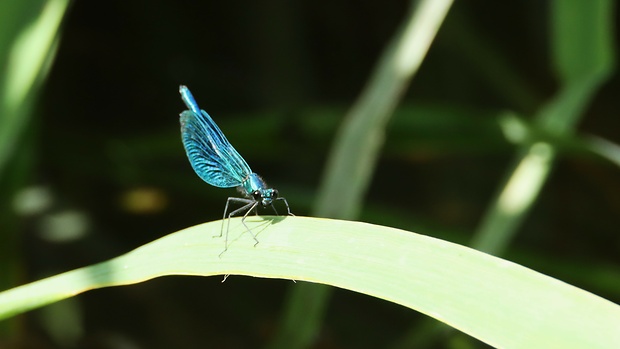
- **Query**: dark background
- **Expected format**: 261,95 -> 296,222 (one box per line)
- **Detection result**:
2,1 -> 620,348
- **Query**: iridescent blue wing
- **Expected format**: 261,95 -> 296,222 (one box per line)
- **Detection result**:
179,86 -> 252,188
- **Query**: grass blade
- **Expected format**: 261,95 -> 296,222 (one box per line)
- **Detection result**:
0,217 -> 618,348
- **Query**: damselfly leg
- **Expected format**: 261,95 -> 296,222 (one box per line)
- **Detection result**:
216,196 -> 293,256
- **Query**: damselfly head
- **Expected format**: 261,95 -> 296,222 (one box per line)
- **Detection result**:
250,188 -> 279,206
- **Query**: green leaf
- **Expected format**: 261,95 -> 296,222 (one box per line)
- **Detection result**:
0,217 -> 618,348
0,0 -> 70,179
551,0 -> 615,83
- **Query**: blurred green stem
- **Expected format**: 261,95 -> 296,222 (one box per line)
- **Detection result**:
268,0 -> 454,348
314,0 -> 454,221
0,0 -> 69,178
471,0 -> 615,255
0,0 -> 70,337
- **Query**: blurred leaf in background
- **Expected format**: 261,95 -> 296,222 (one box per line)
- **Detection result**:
0,0 -> 71,342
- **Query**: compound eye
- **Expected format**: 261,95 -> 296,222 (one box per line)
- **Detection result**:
252,190 -> 262,201
271,189 -> 279,199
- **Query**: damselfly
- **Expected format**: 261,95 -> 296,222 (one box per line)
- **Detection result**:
178,85 -> 292,255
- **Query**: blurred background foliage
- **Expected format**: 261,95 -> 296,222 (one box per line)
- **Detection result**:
1,0 -> 619,348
